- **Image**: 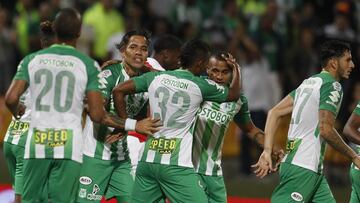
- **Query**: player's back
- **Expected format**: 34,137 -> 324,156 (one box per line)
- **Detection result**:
285,71 -> 343,173
22,44 -> 99,162
135,69 -> 228,167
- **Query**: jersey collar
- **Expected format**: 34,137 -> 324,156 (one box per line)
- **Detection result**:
51,43 -> 75,49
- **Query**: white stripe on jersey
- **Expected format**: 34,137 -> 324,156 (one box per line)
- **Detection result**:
54,146 -> 64,159
146,150 -> 156,163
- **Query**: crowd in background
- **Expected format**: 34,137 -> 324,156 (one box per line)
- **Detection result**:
0,0 -> 360,176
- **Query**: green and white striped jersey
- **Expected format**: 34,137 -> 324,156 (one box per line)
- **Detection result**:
284,71 -> 343,173
193,93 -> 251,176
351,100 -> 360,170
14,44 -> 101,163
133,69 -> 229,168
3,90 -> 31,147
82,62 -> 148,161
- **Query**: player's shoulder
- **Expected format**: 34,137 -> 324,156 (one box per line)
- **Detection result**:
101,59 -> 122,70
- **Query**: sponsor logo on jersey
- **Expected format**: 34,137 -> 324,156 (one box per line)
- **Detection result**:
98,75 -> 108,89
33,128 -> 70,147
79,176 -> 92,185
78,188 -> 86,198
198,107 -> 231,125
39,58 -> 75,68
99,69 -> 112,78
8,120 -> 29,136
87,184 -> 102,200
329,91 -> 340,103
291,192 -> 303,202
149,138 -> 178,154
160,78 -> 189,90
198,180 -> 204,189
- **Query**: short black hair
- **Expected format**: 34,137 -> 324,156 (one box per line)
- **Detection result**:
53,8 -> 81,40
116,29 -> 151,50
320,40 -> 351,67
153,35 -> 182,53
180,39 -> 210,68
40,20 -> 55,48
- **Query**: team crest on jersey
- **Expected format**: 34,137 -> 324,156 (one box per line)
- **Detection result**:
78,188 -> 86,198
332,82 -> 341,91
291,192 -> 303,202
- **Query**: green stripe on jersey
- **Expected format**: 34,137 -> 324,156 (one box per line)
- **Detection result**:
285,138 -> 302,164
211,124 -> 227,175
198,119 -> 216,174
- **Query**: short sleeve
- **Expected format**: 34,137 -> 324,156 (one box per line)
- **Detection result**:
13,57 -> 31,82
199,78 -> 229,103
98,66 -> 116,98
132,71 -> 157,93
86,61 -> 101,92
353,100 -> 360,116
233,94 -> 251,125
319,81 -> 343,116
289,89 -> 296,99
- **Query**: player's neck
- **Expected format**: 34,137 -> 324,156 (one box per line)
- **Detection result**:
123,61 -> 140,77
56,38 -> 77,48
322,68 -> 340,81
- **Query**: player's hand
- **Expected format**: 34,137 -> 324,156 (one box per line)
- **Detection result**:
105,132 -> 124,144
353,156 -> 360,169
135,117 -> 162,136
15,103 -> 26,119
271,148 -> 285,171
251,151 -> 273,178
221,53 -> 241,71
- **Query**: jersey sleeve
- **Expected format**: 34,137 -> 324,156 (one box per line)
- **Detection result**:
233,94 -> 251,125
98,66 -> 117,98
199,78 -> 229,103
289,89 -> 296,99
132,71 -> 157,93
353,100 -> 360,116
86,61 -> 102,92
13,56 -> 31,82
319,81 -> 343,116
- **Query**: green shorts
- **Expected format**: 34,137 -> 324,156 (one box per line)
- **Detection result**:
131,162 -> 207,203
272,162 -> 335,203
3,142 -> 24,195
77,155 -> 134,203
198,174 -> 227,203
350,168 -> 360,203
22,158 -> 81,203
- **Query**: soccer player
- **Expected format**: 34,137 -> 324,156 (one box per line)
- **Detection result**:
113,39 -> 241,203
3,20 -> 55,203
192,52 -> 283,202
78,30 -> 152,203
343,100 -> 360,202
127,34 -> 182,174
5,9 -> 158,203
253,40 -> 360,202
145,34 -> 182,71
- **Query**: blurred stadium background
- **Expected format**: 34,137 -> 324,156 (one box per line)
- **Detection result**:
1,0 -> 360,202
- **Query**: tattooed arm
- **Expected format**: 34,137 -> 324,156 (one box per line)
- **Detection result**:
319,110 -> 358,160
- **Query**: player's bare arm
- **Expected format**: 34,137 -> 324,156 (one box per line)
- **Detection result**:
222,53 -> 241,102
5,80 -> 28,119
319,110 -> 360,167
252,95 -> 293,178
343,113 -> 360,145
